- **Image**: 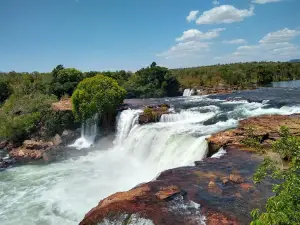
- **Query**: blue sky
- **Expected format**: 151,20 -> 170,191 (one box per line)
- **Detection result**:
0,0 -> 299,72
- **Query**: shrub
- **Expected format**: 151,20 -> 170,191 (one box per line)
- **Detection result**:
241,126 -> 264,153
44,111 -> 79,137
72,74 -> 127,121
250,127 -> 300,225
0,113 -> 41,143
143,108 -> 153,118
0,93 -> 57,142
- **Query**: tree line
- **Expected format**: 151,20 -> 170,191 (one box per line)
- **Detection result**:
173,62 -> 300,89
1,61 -> 300,144
0,62 -> 179,144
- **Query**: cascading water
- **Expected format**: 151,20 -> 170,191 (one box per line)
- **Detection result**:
69,114 -> 99,149
114,109 -> 142,146
183,88 -> 195,97
1,92 -> 300,225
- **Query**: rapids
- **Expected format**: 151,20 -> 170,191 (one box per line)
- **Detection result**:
1,91 -> 300,225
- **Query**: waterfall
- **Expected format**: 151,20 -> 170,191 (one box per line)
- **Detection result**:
69,114 -> 99,149
110,108 -> 224,173
114,109 -> 142,146
160,110 -> 215,123
183,89 -> 195,97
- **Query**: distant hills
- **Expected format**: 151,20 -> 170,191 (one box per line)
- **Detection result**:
290,59 -> 300,62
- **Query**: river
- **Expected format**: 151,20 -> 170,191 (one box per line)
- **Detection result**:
1,86 -> 300,225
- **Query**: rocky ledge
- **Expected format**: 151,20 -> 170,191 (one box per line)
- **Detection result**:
207,114 -> 300,156
80,113 -> 300,225
138,104 -> 170,124
80,147 -> 273,225
5,129 -> 80,164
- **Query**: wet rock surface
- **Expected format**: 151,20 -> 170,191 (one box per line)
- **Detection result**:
207,114 -> 300,156
80,148 -> 273,225
138,104 -> 170,124
7,129 -> 81,164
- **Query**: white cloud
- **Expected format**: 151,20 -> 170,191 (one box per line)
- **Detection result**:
259,28 -> 300,44
212,0 -> 220,5
186,10 -> 199,22
222,39 -> 247,44
215,29 -> 300,63
157,41 -> 211,59
252,0 -> 283,4
176,28 -> 226,42
196,5 -> 254,24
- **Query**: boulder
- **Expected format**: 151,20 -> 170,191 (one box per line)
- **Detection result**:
0,157 -> 16,170
8,134 -> 70,163
23,140 -> 53,150
229,174 -> 244,184
9,148 -> 44,161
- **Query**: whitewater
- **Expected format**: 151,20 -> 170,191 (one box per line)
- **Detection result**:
1,94 -> 300,225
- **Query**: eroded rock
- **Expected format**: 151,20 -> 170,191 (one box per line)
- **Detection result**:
207,114 -> 300,156
80,148 -> 273,225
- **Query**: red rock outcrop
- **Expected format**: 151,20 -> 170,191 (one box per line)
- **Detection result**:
9,136 -> 62,162
80,147 -> 272,225
207,114 -> 300,155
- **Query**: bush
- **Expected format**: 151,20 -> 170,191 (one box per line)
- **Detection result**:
251,127 -> 300,225
0,93 -> 57,142
44,111 -> 79,137
51,66 -> 83,98
0,113 -> 41,143
72,74 -> 127,121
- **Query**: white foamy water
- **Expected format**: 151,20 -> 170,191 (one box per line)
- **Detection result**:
183,89 -> 195,97
1,96 -> 300,225
69,114 -> 99,149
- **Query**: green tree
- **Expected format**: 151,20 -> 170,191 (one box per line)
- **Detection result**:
51,67 -> 83,98
72,74 -> 127,121
125,62 -> 180,98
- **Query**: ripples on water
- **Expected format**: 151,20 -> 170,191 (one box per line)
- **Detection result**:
1,87 -> 300,225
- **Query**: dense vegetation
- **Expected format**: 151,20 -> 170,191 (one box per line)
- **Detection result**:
248,127 -> 300,225
1,61 -> 300,144
173,62 -> 300,88
125,62 -> 180,98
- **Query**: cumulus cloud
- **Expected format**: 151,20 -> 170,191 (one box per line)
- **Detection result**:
176,28 -> 226,42
196,5 -> 254,24
259,28 -> 300,44
222,39 -> 247,44
215,28 -> 300,63
187,10 -> 199,22
157,41 -> 211,59
252,0 -> 283,4
212,0 -> 220,5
